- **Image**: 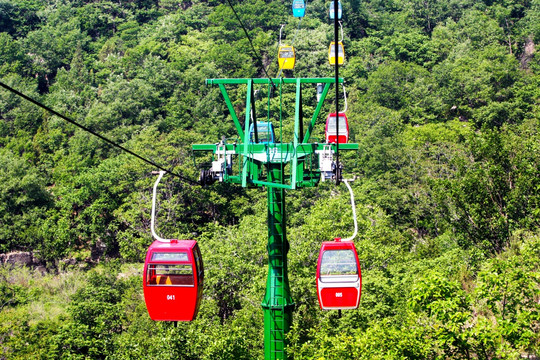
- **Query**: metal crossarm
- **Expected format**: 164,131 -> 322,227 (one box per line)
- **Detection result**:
218,83 -> 244,142
192,143 -> 359,153
303,82 -> 331,143
206,77 -> 344,85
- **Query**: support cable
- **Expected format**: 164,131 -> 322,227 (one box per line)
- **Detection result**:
333,0 -> 340,185
279,79 -> 284,183
276,1 -> 308,79
225,0 -> 275,85
267,82 -> 272,122
0,81 -> 199,186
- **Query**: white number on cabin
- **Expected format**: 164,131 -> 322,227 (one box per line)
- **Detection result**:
167,295 -> 175,300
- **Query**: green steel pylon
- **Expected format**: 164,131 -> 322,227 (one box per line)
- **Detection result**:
193,78 -> 358,360
262,164 -> 294,359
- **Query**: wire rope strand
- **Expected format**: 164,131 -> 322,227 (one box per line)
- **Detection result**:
225,0 -> 275,85
290,0 -> 308,45
0,81 -> 199,186
275,4 -> 306,79
279,79 -> 285,184
275,0 -> 308,79
279,79 -> 283,145
267,82 -> 272,122
333,0 -> 340,185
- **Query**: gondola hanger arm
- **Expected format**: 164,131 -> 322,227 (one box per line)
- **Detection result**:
340,81 -> 348,113
340,178 -> 357,242
151,171 -> 172,243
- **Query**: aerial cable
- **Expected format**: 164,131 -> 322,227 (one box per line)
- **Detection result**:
276,24 -> 288,78
330,79 -> 348,114
276,1 -> 308,78
0,80 -> 199,186
267,83 -> 272,121
291,0 -> 308,45
333,0 -> 340,185
224,0 -> 275,86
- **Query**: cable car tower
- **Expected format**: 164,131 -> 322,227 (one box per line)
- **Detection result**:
193,0 -> 352,358
193,76 -> 358,359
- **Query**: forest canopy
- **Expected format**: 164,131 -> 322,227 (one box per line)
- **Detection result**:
0,0 -> 539,358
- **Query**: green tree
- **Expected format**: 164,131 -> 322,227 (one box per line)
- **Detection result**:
0,33 -> 28,77
474,232 -> 540,357
0,150 -> 52,254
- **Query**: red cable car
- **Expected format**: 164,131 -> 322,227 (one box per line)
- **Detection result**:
143,239 -> 204,321
325,112 -> 349,144
316,238 -> 361,310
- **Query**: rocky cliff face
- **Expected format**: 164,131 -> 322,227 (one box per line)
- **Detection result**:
0,252 -> 46,273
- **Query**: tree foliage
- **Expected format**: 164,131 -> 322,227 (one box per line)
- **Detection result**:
0,0 -> 539,357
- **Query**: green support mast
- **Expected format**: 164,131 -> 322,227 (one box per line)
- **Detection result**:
262,164 -> 294,359
193,78 -> 358,360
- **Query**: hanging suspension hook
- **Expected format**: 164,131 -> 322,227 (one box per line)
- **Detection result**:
341,81 -> 348,113
341,178 -> 357,242
151,170 -> 172,243
277,24 -> 287,78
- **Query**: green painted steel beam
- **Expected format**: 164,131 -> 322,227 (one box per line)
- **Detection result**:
291,78 -> 303,190
262,165 -> 294,360
242,79 -> 253,187
206,78 -> 344,85
218,84 -> 244,142
251,82 -> 258,143
303,82 -> 331,143
252,180 -> 293,190
192,143 -> 358,153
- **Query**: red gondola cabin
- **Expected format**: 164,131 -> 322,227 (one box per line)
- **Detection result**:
325,112 -> 349,144
143,239 -> 204,321
316,238 -> 361,310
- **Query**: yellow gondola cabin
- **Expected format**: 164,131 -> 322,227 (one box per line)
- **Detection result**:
328,41 -> 344,65
278,45 -> 296,70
